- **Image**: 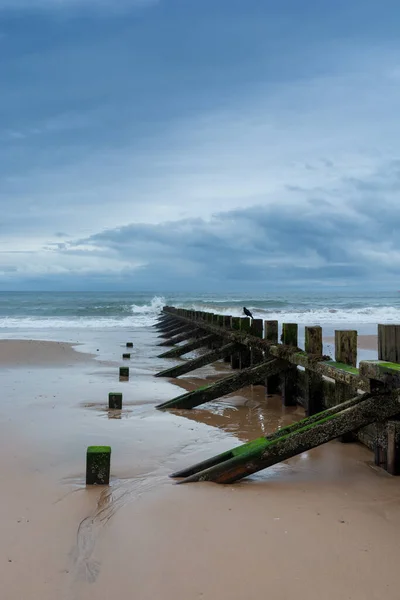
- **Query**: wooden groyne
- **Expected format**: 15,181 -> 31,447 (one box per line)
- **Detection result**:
155,307 -> 400,483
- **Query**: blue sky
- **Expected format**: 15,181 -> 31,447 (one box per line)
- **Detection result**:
1,0 -> 400,291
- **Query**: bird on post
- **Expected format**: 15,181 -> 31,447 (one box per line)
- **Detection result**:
243,306 -> 254,319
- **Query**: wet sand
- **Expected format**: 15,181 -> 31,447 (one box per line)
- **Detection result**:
324,334 -> 378,352
1,330 -> 400,600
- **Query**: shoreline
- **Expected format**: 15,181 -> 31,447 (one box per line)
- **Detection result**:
1,332 -> 400,599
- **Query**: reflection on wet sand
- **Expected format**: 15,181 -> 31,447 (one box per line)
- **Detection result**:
171,388 -> 303,442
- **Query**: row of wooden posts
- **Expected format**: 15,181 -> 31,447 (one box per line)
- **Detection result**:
85,341 -> 134,485
156,307 -> 400,480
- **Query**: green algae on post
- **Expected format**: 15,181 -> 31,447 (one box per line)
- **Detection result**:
86,446 -> 111,485
119,366 -> 129,378
122,353 -> 131,359
126,342 -> 133,348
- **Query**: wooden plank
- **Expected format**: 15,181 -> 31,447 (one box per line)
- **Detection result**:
157,328 -> 199,347
157,334 -> 218,359
155,342 -> 237,378
171,392 -> 369,479
156,359 -> 288,410
179,391 -> 400,484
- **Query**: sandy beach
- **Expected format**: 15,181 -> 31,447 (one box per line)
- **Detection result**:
1,327 -> 400,600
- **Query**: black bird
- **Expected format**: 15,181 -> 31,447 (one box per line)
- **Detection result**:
243,306 -> 253,319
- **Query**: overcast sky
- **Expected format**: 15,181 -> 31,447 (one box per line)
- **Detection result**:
1,0 -> 400,291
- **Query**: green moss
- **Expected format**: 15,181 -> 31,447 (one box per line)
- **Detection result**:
325,360 -> 359,375
379,362 -> 400,371
87,446 -> 111,454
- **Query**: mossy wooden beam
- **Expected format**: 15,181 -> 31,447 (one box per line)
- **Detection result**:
158,334 -> 218,359
157,328 -> 200,347
156,358 -> 289,410
155,342 -> 238,378
155,315 -> 180,329
179,390 -> 400,484
171,391 -> 370,479
359,360 -> 400,388
158,324 -> 194,339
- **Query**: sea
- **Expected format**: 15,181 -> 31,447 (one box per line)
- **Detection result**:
0,290 -> 399,333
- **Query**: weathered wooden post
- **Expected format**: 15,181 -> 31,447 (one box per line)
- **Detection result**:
119,366 -> 129,379
304,326 -> 324,416
224,316 -> 233,362
374,325 -> 400,472
334,330 -> 357,442
126,342 -> 133,348
251,319 -> 264,365
281,323 -> 298,406
231,317 -> 241,369
86,446 -> 111,485
109,392 -> 122,409
239,317 -> 252,369
264,320 -> 280,396
122,353 -> 131,359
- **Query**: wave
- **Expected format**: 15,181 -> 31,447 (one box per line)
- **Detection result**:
0,296 -> 166,329
180,304 -> 400,325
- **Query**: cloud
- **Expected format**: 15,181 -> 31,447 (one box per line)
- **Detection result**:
0,0 -> 157,10
17,164 -> 396,290
2,0 -> 400,289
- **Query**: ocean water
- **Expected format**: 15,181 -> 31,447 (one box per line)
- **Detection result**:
0,290 -> 399,332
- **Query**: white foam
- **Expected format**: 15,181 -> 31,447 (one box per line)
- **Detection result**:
182,304 -> 400,325
0,295 -> 166,329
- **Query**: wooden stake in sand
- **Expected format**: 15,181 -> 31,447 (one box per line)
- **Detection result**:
122,353 -> 131,359
119,366 -> 129,378
126,342 -> 133,348
86,446 -> 111,485
109,392 -> 122,409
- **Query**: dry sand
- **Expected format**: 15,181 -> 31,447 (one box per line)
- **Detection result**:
0,339 -> 93,366
1,334 -> 400,600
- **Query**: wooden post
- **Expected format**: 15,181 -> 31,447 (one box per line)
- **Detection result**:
224,316 -> 233,362
122,353 -> 131,359
109,392 -> 122,409
251,319 -> 264,365
281,323 -> 298,406
231,317 -> 241,369
304,326 -> 324,416
375,325 -> 400,471
239,317 -> 252,369
378,324 -> 400,362
335,330 -> 357,442
126,342 -> 133,348
119,366 -> 129,379
86,446 -> 111,485
264,320 -> 280,395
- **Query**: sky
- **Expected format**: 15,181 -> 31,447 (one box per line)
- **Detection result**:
1,0 -> 400,291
